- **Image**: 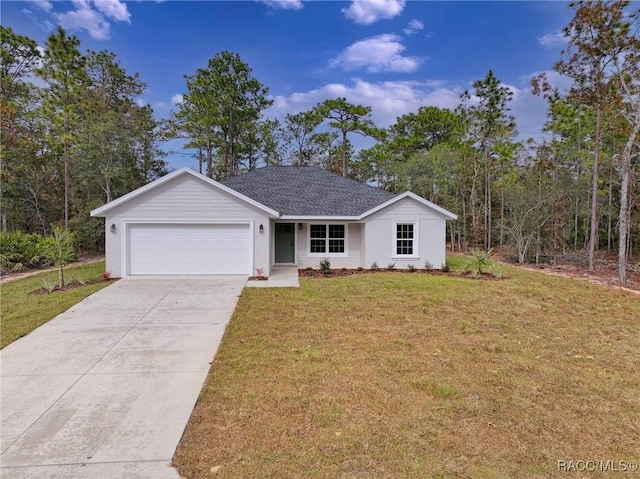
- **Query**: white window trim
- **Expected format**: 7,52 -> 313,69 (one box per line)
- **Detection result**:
392,221 -> 419,259
307,223 -> 348,258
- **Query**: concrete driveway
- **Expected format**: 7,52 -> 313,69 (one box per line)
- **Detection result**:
0,276 -> 247,479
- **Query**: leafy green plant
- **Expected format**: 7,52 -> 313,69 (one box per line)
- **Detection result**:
371,261 -> 379,271
387,263 -> 396,271
357,266 -> 363,272
319,258 -> 331,276
407,264 -> 416,272
461,249 -> 503,278
41,279 -> 57,294
441,263 -> 450,273
42,226 -> 77,288
424,260 -> 433,270
0,231 -> 48,272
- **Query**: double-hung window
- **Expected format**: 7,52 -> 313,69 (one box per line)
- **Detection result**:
395,223 -> 416,256
309,224 -> 345,254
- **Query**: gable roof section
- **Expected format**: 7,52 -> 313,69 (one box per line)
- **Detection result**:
361,191 -> 458,220
221,166 -> 397,216
90,167 -> 280,218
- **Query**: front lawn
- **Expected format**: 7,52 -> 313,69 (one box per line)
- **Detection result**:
0,261 -> 112,348
174,261 -> 639,478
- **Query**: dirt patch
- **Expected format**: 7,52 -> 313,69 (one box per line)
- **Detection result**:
492,250 -> 639,294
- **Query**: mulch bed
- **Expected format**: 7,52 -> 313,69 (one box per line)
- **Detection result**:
248,276 -> 268,281
31,278 -> 117,295
298,268 -> 501,280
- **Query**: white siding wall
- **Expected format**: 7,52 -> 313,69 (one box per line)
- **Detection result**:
294,222 -> 362,269
103,174 -> 271,277
363,197 -> 448,269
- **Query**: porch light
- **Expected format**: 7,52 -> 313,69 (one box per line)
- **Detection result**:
110,223 -> 117,233
259,224 -> 264,233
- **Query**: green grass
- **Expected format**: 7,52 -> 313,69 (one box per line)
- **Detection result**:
0,261 -> 112,348
174,259 -> 640,479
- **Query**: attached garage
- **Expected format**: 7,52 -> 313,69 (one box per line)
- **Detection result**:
127,223 -> 252,275
90,168 -> 278,278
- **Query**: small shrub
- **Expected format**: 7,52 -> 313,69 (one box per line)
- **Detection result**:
305,266 -> 313,272
407,264 -> 416,272
42,226 -> 77,288
319,258 -> 331,276
441,263 -> 449,273
102,270 -> 112,280
424,260 -> 433,270
341,267 -> 347,272
461,248 -> 503,278
42,279 -> 57,294
357,266 -> 363,272
371,261 -> 379,271
387,263 -> 396,271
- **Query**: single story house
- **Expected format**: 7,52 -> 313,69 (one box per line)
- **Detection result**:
90,166 -> 457,277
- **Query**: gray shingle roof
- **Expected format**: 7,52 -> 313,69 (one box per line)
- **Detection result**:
221,166 -> 397,216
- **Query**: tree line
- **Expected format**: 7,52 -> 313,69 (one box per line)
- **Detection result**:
1,1 -> 638,282
1,26 -> 166,250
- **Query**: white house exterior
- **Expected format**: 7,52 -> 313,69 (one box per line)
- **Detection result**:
91,166 -> 457,278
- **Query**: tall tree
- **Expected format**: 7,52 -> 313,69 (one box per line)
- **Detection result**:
387,106 -> 464,155
78,50 -> 147,203
460,70 -> 516,249
0,26 -> 42,232
602,1 -> 640,283
314,97 -> 381,177
173,51 -> 272,179
243,119 -> 284,170
282,110 -> 335,166
553,1 -> 623,271
36,27 -> 88,229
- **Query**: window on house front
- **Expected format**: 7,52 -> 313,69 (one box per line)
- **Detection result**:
310,224 -> 345,254
396,223 -> 414,256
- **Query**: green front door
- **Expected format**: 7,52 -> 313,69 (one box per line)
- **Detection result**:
275,223 -> 295,264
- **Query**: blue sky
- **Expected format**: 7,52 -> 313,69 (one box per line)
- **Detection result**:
4,0 -> 576,169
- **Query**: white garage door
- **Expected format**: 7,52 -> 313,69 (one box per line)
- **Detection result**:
128,223 -> 251,275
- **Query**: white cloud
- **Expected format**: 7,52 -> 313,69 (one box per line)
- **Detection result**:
56,0 -> 111,40
270,75 -> 551,142
53,0 -> 131,40
343,0 -> 405,25
259,0 -> 303,10
537,32 -> 568,49
136,98 -> 147,107
171,94 -> 184,105
270,78 -> 462,129
329,34 -> 421,73
93,0 -> 131,23
403,19 -> 424,36
25,0 -> 53,12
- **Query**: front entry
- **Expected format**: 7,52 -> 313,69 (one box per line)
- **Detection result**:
275,223 -> 295,264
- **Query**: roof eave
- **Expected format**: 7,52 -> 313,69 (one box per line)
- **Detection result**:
279,215 -> 362,221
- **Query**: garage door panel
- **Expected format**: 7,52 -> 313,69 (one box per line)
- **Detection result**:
128,224 -> 251,275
